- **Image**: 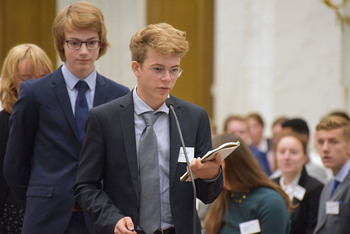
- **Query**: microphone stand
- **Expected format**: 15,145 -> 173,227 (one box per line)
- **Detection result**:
167,100 -> 197,234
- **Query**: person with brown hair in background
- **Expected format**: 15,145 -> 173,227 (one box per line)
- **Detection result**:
267,116 -> 289,173
0,43 -> 53,233
204,133 -> 291,234
247,112 -> 270,154
3,2 -> 129,233
224,114 -> 271,175
273,132 -> 323,234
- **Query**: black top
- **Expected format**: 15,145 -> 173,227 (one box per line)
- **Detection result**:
0,110 -> 10,212
273,167 -> 324,234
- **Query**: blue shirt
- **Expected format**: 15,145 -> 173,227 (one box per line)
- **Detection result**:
334,159 -> 350,183
61,64 -> 96,114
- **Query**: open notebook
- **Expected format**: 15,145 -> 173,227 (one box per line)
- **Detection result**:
180,141 -> 240,182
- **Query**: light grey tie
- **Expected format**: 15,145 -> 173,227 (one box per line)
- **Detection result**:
139,111 -> 161,234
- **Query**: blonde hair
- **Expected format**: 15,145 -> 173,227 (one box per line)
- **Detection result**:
316,115 -> 350,141
129,23 -> 189,64
52,1 -> 109,61
0,44 -> 53,113
204,133 -> 292,234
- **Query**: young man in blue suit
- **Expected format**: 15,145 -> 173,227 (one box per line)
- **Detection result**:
3,2 -> 129,233
74,23 -> 223,234
313,115 -> 350,234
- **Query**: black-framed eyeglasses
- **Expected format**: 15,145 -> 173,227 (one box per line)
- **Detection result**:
65,40 -> 101,50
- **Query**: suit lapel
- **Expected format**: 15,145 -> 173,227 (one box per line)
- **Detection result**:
169,99 -> 182,187
316,171 -> 350,232
332,170 -> 350,200
52,69 -> 80,143
292,168 -> 307,206
119,92 -> 140,200
93,73 -> 108,107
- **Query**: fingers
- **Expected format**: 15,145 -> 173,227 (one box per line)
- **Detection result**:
114,217 -> 135,234
189,153 -> 221,180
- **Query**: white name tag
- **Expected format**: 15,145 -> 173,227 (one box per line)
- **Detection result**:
326,201 -> 340,215
293,185 -> 306,201
239,219 -> 261,234
177,147 -> 194,163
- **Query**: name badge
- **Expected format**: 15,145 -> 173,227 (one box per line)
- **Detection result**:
239,219 -> 261,234
293,185 -> 306,201
178,147 -> 194,163
326,201 -> 340,215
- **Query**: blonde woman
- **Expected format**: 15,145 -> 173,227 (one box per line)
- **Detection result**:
205,133 -> 291,234
0,43 -> 53,233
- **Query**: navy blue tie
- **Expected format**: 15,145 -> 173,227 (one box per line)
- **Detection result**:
331,179 -> 340,196
75,80 -> 89,146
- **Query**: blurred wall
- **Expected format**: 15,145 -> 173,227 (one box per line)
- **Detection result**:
213,0 -> 345,142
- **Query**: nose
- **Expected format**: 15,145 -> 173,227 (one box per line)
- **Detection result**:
79,43 -> 89,54
321,142 -> 330,152
161,70 -> 172,81
280,151 -> 290,160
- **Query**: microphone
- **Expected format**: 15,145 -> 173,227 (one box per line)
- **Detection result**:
166,98 -> 197,234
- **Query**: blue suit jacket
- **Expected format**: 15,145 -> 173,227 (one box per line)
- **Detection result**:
74,92 -> 223,234
3,67 -> 129,234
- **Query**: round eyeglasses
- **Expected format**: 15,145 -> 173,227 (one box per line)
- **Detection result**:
65,40 -> 101,50
147,65 -> 183,79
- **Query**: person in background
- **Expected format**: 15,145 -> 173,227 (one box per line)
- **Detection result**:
0,43 -> 53,233
74,22 -> 223,234
224,115 -> 251,142
273,132 -> 323,234
247,112 -> 270,154
3,2 -> 129,234
283,118 -> 331,184
204,133 -> 291,234
224,114 -> 271,175
267,116 -> 289,173
328,110 -> 350,121
313,115 -> 350,234
270,118 -> 332,184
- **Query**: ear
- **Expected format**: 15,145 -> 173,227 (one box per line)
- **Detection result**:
131,61 -> 140,78
347,142 -> 350,157
303,154 -> 309,165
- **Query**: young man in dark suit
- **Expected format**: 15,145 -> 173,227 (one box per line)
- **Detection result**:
74,23 -> 223,234
3,2 -> 129,233
313,115 -> 350,234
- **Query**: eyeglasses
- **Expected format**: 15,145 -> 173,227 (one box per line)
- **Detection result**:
65,40 -> 101,50
147,65 -> 183,79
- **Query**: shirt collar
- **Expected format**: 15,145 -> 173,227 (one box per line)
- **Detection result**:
280,173 -> 301,200
133,85 -> 169,116
62,63 -> 96,91
334,159 -> 350,183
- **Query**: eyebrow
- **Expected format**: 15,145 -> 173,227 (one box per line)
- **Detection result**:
150,64 -> 180,68
67,37 -> 99,41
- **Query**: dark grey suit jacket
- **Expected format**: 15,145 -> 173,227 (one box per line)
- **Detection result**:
4,67 -> 129,234
313,168 -> 350,234
74,92 -> 223,234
